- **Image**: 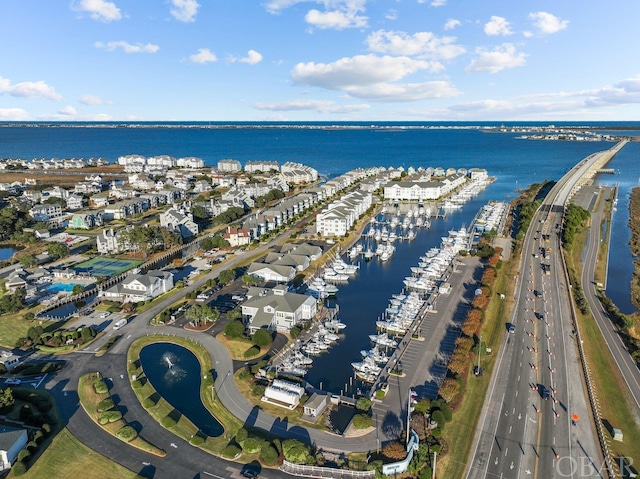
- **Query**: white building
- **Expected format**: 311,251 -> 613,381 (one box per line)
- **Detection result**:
100,270 -> 174,303
96,228 -> 124,254
244,160 -> 280,173
262,379 -> 305,410
160,207 -> 199,238
315,190 -> 372,237
242,285 -> 317,334
246,263 -> 295,284
217,159 -> 242,172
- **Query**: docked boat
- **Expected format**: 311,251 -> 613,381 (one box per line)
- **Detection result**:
307,278 -> 338,297
369,332 -> 398,348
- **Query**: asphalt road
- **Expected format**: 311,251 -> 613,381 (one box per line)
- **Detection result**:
465,144 -> 628,479
580,189 -> 640,416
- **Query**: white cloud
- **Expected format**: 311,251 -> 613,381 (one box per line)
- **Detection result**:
240,50 -> 263,64
430,0 -> 447,6
80,94 -> 108,105
465,43 -> 527,73
582,75 -> 640,106
58,105 -> 77,116
444,19 -> 461,31
95,41 -> 159,53
340,81 -> 460,102
366,30 -> 465,61
252,99 -> 370,114
292,54 -> 434,89
529,11 -> 568,34
385,9 -> 398,21
0,76 -> 62,100
72,0 -> 122,22
188,48 -> 217,64
484,16 -> 513,36
264,0 -> 306,15
291,54 -> 460,101
305,1 -> 368,30
170,0 -> 200,23
0,108 -> 29,120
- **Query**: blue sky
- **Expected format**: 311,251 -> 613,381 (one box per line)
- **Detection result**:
1,0 -> 639,121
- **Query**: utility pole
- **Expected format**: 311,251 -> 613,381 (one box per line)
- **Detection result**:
406,388 -> 411,446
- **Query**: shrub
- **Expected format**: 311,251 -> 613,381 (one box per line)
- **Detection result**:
161,416 -> 177,428
352,413 -> 373,429
440,402 -> 453,422
142,397 -> 156,408
221,444 -> 242,459
190,435 -> 205,446
431,410 -> 445,429
27,441 -> 38,451
235,427 -> 248,444
12,461 -> 27,476
99,410 -> 123,424
96,398 -> 115,413
282,438 -> 311,464
42,423 -> 51,435
127,363 -> 138,374
94,379 -> 108,394
356,397 -> 372,412
17,449 -> 31,462
33,430 -> 44,443
260,443 -> 279,465
115,425 -> 138,442
224,320 -> 245,338
243,346 -> 260,359
383,441 -> 407,460
242,437 -> 265,454
251,384 -> 266,397
375,389 -> 386,399
131,379 -> 143,389
252,329 -> 272,348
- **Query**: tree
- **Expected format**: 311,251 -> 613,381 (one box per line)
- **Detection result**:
0,387 -> 15,408
439,378 -> 460,403
356,397 -> 372,412
18,254 -> 37,267
218,269 -> 236,285
226,308 -> 242,321
72,284 -> 85,295
48,243 -> 70,259
224,320 -> 245,338
252,329 -> 272,348
191,205 -> 208,220
242,274 -> 261,286
383,441 -> 407,460
186,304 -> 220,326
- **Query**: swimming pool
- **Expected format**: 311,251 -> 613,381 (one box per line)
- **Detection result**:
46,282 -> 81,293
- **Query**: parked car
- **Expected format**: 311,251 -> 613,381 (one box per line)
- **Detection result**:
5,378 -> 21,385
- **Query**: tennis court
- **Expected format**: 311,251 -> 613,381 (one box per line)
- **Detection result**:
73,257 -> 143,277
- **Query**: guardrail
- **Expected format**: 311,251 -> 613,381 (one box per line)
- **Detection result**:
280,460 -> 375,478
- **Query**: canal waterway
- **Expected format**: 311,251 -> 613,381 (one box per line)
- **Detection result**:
595,141 -> 640,314
139,342 -> 223,437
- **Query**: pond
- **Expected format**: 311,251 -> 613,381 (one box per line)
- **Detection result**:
0,247 -> 16,261
139,342 -> 223,437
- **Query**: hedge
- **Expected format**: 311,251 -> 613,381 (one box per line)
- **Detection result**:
115,425 -> 138,442
352,413 -> 373,430
241,437 -> 264,454
260,444 -> 279,465
12,461 -> 27,476
99,410 -> 123,424
190,435 -> 205,446
94,379 -> 108,394
222,444 -> 241,459
243,345 -> 260,358
161,415 -> 177,428
96,398 -> 115,413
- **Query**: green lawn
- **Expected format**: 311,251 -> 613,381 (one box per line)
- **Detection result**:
10,428 -> 139,479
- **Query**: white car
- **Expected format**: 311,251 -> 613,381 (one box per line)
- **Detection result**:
5,378 -> 21,385
100,312 -> 110,318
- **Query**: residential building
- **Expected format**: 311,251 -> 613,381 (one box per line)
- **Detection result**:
0,426 -> 28,472
262,379 -> 305,410
29,204 -> 63,222
66,194 -> 84,210
246,263 -> 295,284
100,270 -> 174,303
160,207 -> 199,238
217,159 -> 242,172
69,212 -> 103,230
244,160 -> 279,173
97,228 -> 123,254
242,285 -> 317,334
223,226 -> 252,247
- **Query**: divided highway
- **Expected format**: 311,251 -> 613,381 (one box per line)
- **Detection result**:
466,143 -> 628,479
